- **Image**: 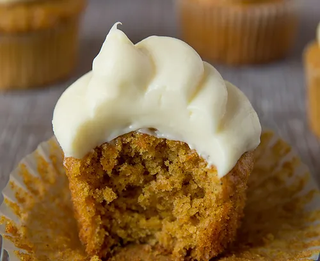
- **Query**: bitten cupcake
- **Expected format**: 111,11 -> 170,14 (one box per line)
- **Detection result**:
52,23 -> 261,260
0,0 -> 86,90
304,23 -> 320,138
177,0 -> 299,65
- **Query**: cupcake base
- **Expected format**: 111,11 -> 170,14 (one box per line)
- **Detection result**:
177,0 -> 299,65
304,42 -> 320,138
64,132 -> 253,261
0,18 -> 80,90
1,132 -> 320,261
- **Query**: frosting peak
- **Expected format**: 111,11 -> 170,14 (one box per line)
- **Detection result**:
53,23 -> 261,178
89,23 -> 153,106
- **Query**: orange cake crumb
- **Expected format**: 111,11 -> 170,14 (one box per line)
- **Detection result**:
64,132 -> 254,261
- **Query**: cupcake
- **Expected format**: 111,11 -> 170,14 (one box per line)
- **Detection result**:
177,0 -> 299,65
52,23 -> 261,260
304,23 -> 320,138
0,0 -> 86,90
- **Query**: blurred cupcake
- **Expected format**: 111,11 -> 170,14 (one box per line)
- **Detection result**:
0,0 -> 86,90
177,0 -> 299,65
304,23 -> 320,138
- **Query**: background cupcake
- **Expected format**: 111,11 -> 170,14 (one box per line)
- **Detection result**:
177,0 -> 300,65
304,23 -> 320,138
0,0 -> 86,90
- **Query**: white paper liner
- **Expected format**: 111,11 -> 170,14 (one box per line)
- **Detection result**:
0,131 -> 319,261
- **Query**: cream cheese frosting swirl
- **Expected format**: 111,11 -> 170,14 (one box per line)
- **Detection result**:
52,23 -> 261,178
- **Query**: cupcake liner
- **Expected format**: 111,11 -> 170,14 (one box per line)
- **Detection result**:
0,131 -> 320,260
0,18 -> 80,90
304,41 -> 320,138
177,0 -> 300,65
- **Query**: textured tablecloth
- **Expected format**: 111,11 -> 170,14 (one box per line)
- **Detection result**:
0,0 -> 319,190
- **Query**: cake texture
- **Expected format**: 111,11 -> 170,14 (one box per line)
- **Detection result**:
53,23 -> 261,260
64,132 -> 254,260
304,23 -> 320,138
0,0 -> 86,90
177,0 -> 299,65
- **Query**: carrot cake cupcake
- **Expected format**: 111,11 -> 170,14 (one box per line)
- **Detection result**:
177,0 -> 299,65
304,23 -> 320,138
0,0 -> 86,90
52,23 -> 261,260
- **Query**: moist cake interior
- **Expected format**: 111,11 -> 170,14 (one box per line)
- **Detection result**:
65,132 -> 250,260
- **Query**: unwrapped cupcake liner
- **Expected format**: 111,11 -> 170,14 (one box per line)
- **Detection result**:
177,0 -> 300,65
0,18 -> 80,90
304,41 -> 320,138
0,131 -> 320,261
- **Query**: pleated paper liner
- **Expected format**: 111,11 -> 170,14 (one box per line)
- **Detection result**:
177,0 -> 299,65
1,131 -> 320,261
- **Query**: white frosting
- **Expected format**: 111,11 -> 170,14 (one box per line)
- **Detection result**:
52,23 -> 261,178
